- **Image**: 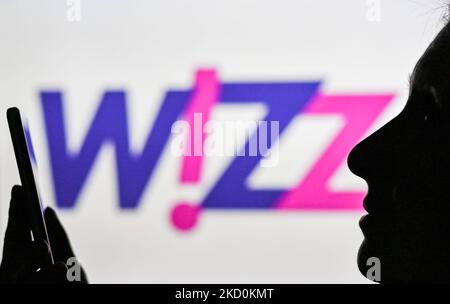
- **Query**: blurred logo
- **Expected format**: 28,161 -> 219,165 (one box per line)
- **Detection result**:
40,69 -> 393,231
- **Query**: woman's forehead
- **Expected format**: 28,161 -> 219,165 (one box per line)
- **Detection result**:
411,23 -> 450,89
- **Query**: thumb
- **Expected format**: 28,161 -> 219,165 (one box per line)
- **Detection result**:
2,185 -> 32,260
44,207 -> 75,263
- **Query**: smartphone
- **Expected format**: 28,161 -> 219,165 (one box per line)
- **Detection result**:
7,107 -> 54,263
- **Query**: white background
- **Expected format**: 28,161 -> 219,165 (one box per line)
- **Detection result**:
0,0 -> 446,283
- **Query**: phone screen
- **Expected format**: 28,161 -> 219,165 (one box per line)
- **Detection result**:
7,107 -> 54,263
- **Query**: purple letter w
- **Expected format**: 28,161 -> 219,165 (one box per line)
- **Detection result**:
41,90 -> 190,209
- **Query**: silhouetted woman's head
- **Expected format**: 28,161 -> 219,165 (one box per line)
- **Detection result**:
348,18 -> 450,283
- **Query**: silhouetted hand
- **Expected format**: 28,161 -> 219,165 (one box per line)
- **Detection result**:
0,185 -> 88,284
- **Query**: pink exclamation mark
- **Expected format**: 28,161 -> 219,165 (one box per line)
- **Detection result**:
171,69 -> 220,231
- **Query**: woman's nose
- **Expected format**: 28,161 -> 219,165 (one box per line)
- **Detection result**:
347,140 -> 368,178
347,115 -> 401,180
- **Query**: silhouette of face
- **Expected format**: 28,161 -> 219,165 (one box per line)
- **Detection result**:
348,23 -> 450,283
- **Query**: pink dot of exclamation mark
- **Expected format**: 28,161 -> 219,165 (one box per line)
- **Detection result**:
171,68 -> 220,231
171,203 -> 201,231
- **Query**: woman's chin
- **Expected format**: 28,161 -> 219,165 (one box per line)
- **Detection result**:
357,237 -> 406,284
357,239 -> 372,279
357,238 -> 388,283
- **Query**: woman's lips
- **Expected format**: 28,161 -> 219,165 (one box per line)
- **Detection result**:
359,213 -> 392,238
359,214 -> 375,238
359,214 -> 370,233
361,189 -> 397,238
363,194 -> 376,213
363,195 -> 378,213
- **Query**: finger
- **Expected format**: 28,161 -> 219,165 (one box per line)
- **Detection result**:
2,185 -> 32,259
32,239 -> 53,268
12,240 -> 57,283
37,262 -> 68,284
44,207 -> 75,262
24,262 -> 68,284
44,208 -> 89,283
